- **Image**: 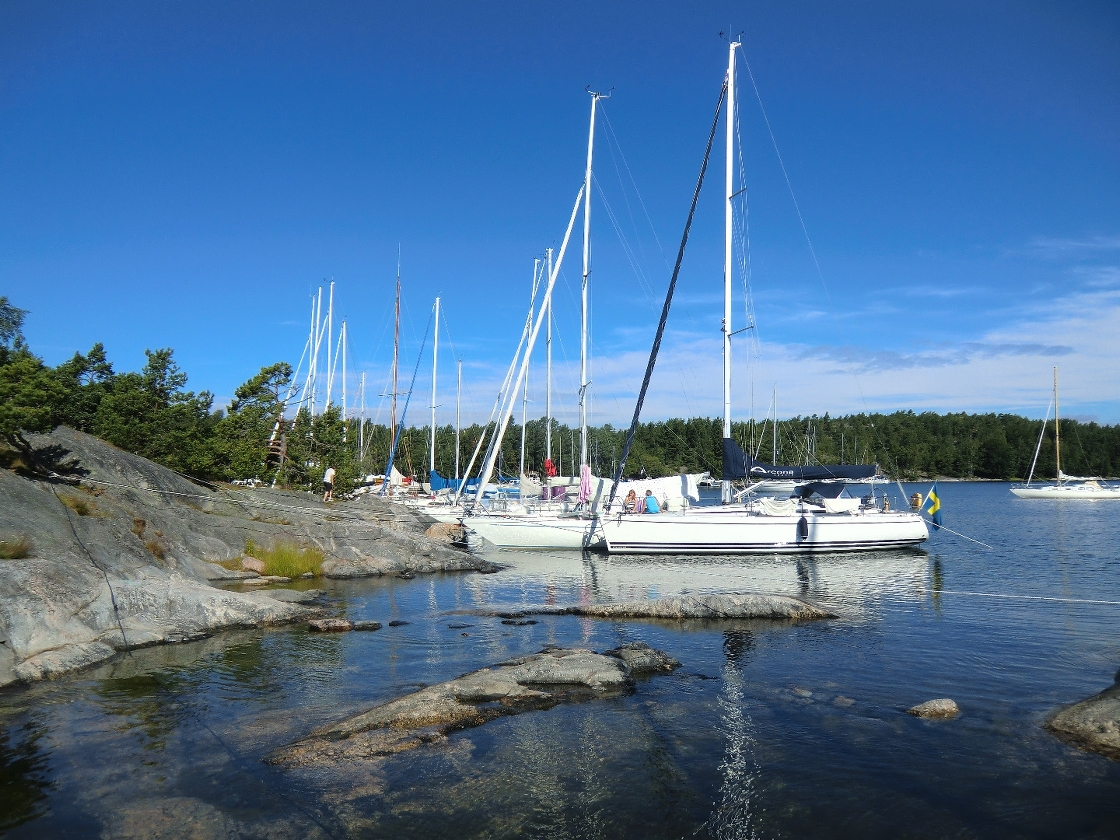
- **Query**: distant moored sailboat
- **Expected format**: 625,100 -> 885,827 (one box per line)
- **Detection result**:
1010,367 -> 1120,500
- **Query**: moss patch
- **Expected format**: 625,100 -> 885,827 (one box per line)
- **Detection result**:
245,538 -> 324,578
0,535 -> 32,560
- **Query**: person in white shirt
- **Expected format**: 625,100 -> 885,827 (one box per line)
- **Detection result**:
322,466 -> 336,501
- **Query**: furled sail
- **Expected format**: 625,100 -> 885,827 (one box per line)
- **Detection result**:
721,438 -> 878,482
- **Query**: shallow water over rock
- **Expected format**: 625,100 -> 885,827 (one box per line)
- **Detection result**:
2,482 -> 1119,838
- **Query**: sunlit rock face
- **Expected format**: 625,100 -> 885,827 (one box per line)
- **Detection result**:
0,427 -> 489,687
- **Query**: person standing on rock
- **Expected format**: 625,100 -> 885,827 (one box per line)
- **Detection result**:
323,465 -> 336,502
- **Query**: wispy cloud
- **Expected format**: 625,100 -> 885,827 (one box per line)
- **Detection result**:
796,341 -> 1074,373
1029,235 -> 1120,256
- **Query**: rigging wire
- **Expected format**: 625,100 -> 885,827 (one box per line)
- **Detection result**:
738,48 -> 910,486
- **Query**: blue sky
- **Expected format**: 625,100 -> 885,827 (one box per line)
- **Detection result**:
3,1 -> 1119,426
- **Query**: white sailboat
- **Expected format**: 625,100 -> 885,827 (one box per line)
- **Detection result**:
463,90 -> 612,550
1011,367 -> 1120,499
600,40 -> 927,555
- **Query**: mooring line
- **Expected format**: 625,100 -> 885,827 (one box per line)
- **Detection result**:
917,588 -> 1120,607
921,517 -> 993,550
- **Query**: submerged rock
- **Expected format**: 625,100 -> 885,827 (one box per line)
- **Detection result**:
604,642 -> 681,674
1046,674 -> 1120,761
267,642 -> 680,767
907,698 -> 960,719
463,593 -> 835,622
309,618 -> 353,632
262,589 -> 324,604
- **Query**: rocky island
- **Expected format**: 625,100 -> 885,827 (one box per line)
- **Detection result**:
0,427 -> 493,688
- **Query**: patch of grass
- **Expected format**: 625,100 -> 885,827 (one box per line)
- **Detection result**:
142,530 -> 168,560
131,518 -> 146,538
60,494 -> 92,516
245,538 -> 324,578
0,535 -> 32,560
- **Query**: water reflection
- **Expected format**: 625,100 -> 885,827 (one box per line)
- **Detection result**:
95,673 -> 189,752
708,629 -> 762,840
0,721 -> 51,830
930,559 -> 944,614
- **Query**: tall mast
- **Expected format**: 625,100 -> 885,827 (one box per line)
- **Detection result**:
581,90 -> 606,470
391,253 -> 400,444
545,247 -> 553,462
455,358 -> 462,480
521,260 -> 539,481
1054,365 -> 1061,483
474,184 -> 584,503
300,294 -> 316,414
722,39 -> 739,504
311,286 -> 323,414
325,280 -> 334,407
359,371 -> 366,464
341,320 -> 347,440
430,297 -> 440,479
773,385 -> 778,465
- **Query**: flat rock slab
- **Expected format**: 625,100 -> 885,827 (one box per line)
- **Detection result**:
1046,677 -> 1120,761
267,642 -> 679,767
461,593 -> 835,622
907,698 -> 960,719
309,618 -> 352,632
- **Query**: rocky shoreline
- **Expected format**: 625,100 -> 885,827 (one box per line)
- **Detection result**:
0,427 -> 493,688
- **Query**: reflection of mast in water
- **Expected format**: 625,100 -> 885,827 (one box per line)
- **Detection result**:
706,629 -> 763,840
581,550 -> 603,600
796,558 -> 811,598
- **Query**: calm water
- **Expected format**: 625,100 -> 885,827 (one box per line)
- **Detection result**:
3,482 -> 1119,838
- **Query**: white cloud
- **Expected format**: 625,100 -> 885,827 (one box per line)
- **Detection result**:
1029,235 -> 1120,256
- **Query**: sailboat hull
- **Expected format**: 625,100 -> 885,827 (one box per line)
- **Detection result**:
1011,485 -> 1120,499
601,508 -> 928,555
464,515 -> 603,550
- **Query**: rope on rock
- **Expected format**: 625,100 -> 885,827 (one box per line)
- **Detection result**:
50,483 -> 132,653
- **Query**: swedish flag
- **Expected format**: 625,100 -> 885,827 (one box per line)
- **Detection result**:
923,483 -> 942,530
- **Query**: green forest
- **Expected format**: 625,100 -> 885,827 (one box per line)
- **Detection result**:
3,296 -> 1118,491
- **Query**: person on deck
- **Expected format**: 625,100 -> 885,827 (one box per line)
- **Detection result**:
323,466 -> 336,502
643,490 -> 661,514
623,489 -> 638,514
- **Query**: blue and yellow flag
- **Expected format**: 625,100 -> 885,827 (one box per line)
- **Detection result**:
923,483 -> 942,530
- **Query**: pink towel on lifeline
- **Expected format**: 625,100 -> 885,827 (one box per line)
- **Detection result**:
578,464 -> 592,504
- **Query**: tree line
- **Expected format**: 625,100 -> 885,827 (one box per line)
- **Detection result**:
3,296 -> 1117,491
